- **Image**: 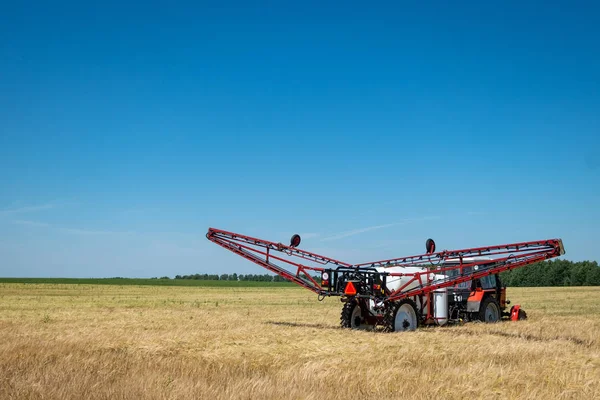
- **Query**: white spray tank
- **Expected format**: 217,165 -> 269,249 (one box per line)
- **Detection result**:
375,265 -> 429,293
375,238 -> 449,325
375,267 -> 449,324
375,265 -> 434,318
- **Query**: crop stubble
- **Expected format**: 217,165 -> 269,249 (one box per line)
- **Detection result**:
1,284 -> 599,399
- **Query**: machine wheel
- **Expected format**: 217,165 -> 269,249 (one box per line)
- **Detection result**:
383,299 -> 419,332
478,296 -> 501,323
518,309 -> 527,320
340,300 -> 373,330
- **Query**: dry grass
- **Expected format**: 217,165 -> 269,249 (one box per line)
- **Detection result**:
1,284 -> 599,400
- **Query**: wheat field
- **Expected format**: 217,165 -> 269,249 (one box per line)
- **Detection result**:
1,284 -> 599,400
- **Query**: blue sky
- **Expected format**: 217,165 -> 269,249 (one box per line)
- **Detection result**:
1,2 -> 598,278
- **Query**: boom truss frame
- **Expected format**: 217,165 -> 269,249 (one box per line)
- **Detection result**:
206,227 -> 565,303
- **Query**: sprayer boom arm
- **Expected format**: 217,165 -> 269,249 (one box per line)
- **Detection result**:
206,227 -> 565,302
207,228 -> 351,293
359,238 -> 565,301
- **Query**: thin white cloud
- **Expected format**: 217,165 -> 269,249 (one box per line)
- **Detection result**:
13,219 -> 51,227
0,204 -> 54,216
299,233 -> 320,239
11,218 -> 189,238
11,219 -> 132,235
321,223 -> 397,241
321,216 -> 440,242
119,207 -> 160,215
4,202 -> 157,238
370,239 -> 420,249
59,228 -> 135,236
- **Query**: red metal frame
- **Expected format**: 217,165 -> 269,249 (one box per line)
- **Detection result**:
207,228 -> 352,294
369,239 -> 564,302
207,227 -> 565,302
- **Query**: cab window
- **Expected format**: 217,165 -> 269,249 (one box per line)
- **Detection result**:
445,263 -> 472,289
479,274 -> 496,289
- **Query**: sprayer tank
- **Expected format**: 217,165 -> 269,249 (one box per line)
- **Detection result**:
375,266 -> 448,325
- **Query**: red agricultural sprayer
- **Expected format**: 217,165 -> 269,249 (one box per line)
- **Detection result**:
206,228 -> 565,332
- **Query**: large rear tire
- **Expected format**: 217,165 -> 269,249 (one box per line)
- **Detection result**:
384,299 -> 419,332
478,296 -> 500,323
340,300 -> 373,330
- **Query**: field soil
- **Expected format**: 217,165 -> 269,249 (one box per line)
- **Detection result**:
1,284 -> 599,399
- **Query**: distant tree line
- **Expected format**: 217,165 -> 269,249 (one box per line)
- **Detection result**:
164,260 -> 599,286
500,259 -> 600,287
173,273 -> 290,282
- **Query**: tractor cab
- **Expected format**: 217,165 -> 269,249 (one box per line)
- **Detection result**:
442,257 -> 495,288
441,257 -> 508,321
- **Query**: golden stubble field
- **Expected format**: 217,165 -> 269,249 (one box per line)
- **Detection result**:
1,284 -> 599,400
